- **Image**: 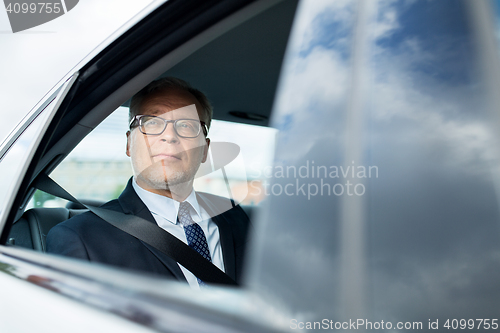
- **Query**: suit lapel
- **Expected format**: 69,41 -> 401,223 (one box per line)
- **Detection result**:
196,193 -> 236,281
118,178 -> 186,282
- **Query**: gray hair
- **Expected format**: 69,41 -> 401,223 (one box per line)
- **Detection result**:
129,77 -> 213,131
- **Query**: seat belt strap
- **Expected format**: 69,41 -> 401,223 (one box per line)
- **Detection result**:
34,173 -> 237,286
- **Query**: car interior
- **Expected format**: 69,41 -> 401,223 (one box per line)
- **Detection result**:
4,0 -> 299,267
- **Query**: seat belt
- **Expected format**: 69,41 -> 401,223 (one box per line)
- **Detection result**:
34,173 -> 237,286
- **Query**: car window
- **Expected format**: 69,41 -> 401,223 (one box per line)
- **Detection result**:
31,107 -> 277,208
193,120 -> 277,206
247,0 -> 500,327
30,107 -> 132,207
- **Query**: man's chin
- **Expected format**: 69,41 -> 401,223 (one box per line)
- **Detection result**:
137,168 -> 191,190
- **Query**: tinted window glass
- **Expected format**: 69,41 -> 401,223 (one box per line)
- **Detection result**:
367,0 -> 500,324
248,0 -> 500,327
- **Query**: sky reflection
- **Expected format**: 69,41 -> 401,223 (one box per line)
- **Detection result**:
249,0 -> 500,326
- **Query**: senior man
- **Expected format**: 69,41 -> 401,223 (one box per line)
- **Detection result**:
47,77 -> 250,287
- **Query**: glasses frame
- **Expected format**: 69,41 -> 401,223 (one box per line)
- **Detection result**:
129,115 -> 208,138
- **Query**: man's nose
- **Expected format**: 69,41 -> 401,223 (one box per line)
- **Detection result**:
159,122 -> 179,143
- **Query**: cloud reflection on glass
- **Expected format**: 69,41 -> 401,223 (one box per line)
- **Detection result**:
248,0 -> 500,326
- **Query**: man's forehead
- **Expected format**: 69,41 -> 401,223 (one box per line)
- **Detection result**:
144,104 -> 200,119
139,88 -> 203,118
144,88 -> 196,105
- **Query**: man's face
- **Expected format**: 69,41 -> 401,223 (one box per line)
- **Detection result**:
126,88 -> 210,197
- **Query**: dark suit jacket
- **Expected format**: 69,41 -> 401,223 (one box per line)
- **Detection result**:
46,179 -> 251,285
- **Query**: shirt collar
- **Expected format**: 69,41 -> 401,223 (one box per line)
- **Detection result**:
132,177 -> 202,225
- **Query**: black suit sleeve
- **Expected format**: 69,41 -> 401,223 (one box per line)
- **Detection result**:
46,224 -> 90,260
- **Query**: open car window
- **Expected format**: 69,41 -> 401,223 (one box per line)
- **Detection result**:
32,106 -> 132,207
31,107 -> 277,209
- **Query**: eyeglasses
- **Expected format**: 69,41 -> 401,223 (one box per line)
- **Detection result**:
129,115 -> 208,138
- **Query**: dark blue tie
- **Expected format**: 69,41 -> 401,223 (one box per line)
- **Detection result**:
178,201 -> 211,285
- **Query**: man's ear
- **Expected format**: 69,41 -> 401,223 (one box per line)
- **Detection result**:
201,138 -> 210,163
126,131 -> 131,157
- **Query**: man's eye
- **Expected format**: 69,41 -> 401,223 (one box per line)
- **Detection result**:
144,119 -> 161,126
177,121 -> 195,129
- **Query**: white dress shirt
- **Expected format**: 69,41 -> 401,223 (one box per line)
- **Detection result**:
132,179 -> 224,289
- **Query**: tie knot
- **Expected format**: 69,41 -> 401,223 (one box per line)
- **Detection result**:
178,201 -> 194,226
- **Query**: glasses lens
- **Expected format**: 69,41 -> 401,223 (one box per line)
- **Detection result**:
140,116 -> 165,135
175,119 -> 201,138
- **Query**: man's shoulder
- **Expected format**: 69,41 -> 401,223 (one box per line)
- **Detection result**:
196,191 -> 250,225
196,191 -> 234,205
196,192 -> 243,214
53,198 -> 122,232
